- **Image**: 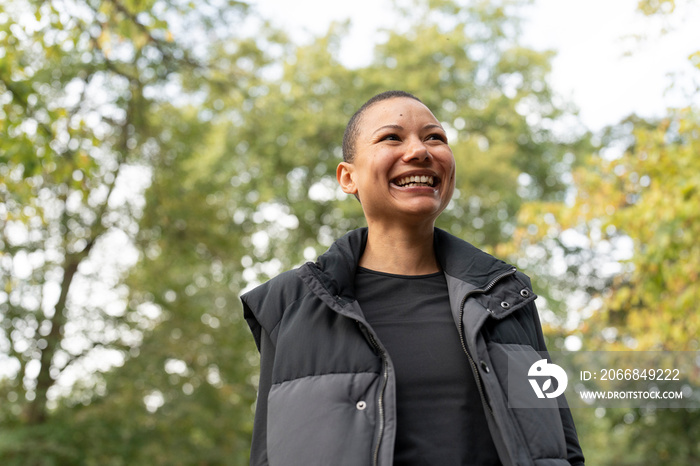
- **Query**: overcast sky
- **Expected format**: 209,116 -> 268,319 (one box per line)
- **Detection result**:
252,0 -> 700,131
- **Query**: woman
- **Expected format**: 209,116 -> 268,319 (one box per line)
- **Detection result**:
241,91 -> 585,466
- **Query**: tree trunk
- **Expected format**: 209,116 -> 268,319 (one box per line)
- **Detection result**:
22,258 -> 80,425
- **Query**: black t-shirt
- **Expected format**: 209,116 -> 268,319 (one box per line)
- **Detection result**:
355,267 -> 501,466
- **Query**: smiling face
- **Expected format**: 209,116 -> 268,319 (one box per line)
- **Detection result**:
337,97 -> 456,228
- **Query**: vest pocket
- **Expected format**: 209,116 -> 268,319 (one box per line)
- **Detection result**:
487,342 -> 568,461
267,372 -> 379,466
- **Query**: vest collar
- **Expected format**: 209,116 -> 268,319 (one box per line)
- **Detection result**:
311,227 -> 514,299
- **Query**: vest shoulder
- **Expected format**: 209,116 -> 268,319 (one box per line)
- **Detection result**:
239,266 -> 310,333
241,267 -> 306,309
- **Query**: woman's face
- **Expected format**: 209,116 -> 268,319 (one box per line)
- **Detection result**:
337,97 -> 456,227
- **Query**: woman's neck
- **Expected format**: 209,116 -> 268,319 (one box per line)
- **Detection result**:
359,222 -> 439,275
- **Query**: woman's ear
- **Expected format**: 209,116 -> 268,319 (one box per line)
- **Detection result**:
336,162 -> 358,196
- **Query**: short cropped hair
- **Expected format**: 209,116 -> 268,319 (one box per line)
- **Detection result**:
342,90 -> 422,163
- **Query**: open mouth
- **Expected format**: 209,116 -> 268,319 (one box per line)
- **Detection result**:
393,174 -> 437,188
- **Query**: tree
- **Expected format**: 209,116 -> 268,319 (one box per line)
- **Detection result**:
512,0 -> 700,460
514,110 -> 700,464
0,0 -> 259,462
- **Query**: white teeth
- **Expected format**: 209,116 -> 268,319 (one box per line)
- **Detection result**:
396,175 -> 435,187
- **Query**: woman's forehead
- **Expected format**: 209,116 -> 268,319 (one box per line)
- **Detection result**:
360,97 -> 438,129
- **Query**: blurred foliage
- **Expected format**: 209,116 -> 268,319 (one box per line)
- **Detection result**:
512,2 -> 700,463
1,0 -> 698,464
637,0 -> 677,15
1,0 -> 260,463
515,110 -> 700,465
515,111 -> 700,350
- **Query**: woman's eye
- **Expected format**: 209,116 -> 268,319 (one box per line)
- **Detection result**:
427,133 -> 447,142
381,134 -> 400,141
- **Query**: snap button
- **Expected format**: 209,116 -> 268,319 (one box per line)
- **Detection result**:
356,401 -> 367,410
480,360 -> 490,373
500,301 -> 510,309
520,289 -> 530,298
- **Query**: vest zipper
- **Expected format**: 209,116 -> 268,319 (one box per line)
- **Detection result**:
312,263 -> 389,465
457,267 -> 516,416
357,321 -> 388,466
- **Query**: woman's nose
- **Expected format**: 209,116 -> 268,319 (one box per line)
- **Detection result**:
402,138 -> 431,162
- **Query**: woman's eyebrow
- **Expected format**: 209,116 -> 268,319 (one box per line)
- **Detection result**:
371,124 -> 404,136
371,123 -> 444,136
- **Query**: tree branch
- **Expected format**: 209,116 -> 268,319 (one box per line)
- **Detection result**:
102,0 -> 206,72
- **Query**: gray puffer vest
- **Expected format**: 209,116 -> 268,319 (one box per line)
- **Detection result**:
241,228 -> 584,466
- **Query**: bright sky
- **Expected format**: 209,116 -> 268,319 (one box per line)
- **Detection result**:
252,0 -> 700,131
